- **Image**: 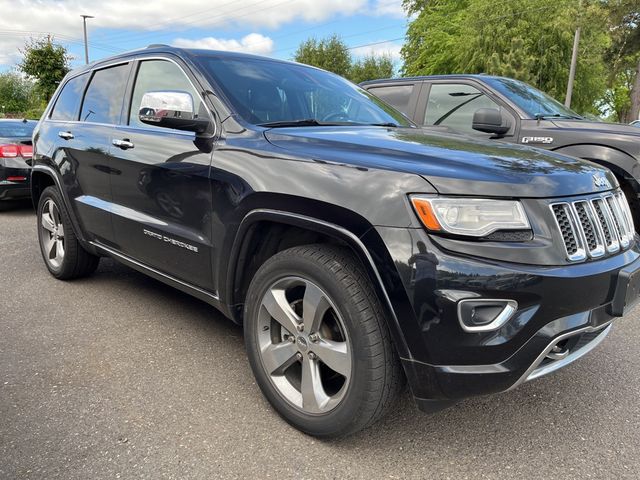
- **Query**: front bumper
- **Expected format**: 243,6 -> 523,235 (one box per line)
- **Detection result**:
373,226 -> 640,410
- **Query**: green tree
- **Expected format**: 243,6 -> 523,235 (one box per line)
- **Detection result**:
401,0 -> 610,115
294,35 -> 395,83
18,36 -> 70,102
0,73 -> 35,115
294,35 -> 352,78
604,2 -> 640,121
350,54 -> 394,83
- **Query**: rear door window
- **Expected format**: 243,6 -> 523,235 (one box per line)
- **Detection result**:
80,64 -> 130,125
50,74 -> 88,121
366,84 -> 414,117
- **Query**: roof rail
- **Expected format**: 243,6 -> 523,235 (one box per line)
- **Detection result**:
146,44 -> 171,49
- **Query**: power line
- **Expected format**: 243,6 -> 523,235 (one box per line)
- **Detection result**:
101,0 -> 257,42
252,22 -> 406,53
105,0 -> 298,46
346,37 -> 405,51
0,29 -> 124,54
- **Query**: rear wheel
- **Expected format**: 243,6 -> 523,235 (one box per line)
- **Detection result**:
244,244 -> 403,437
37,186 -> 99,279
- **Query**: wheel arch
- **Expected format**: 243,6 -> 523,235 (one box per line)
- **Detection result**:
552,144 -> 640,191
225,209 -> 411,358
30,165 -> 88,244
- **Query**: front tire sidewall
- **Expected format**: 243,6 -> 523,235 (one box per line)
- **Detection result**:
245,251 -> 381,438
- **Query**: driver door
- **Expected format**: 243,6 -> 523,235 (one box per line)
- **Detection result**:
109,58 -> 215,291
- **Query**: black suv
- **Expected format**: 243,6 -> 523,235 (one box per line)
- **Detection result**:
361,75 -> 640,227
32,47 -> 640,437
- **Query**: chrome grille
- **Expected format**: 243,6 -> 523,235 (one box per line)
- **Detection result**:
551,191 -> 635,262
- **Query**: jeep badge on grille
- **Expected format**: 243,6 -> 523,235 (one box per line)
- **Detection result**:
593,174 -> 611,189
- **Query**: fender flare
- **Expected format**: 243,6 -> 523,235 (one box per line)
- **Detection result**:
31,164 -> 88,244
226,208 -> 411,359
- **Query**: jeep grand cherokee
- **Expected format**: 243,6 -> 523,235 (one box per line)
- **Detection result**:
31,46 -> 640,437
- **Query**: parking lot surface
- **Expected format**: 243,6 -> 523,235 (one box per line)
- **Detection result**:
1,201 -> 639,479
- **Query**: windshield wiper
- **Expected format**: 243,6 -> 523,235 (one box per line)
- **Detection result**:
258,119 -> 402,128
259,119 -> 339,128
535,113 -> 583,120
368,122 -> 400,127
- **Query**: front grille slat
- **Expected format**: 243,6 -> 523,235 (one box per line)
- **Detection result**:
551,203 -> 585,261
552,190 -> 634,262
591,198 -> 619,253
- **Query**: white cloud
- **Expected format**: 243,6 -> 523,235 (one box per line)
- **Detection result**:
173,33 -> 274,55
351,41 -> 403,61
369,0 -> 405,18
0,0 -> 416,66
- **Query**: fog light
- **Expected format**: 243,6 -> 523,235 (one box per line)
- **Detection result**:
457,299 -> 518,332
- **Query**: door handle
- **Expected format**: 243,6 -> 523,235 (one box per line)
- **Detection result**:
58,131 -> 74,140
112,138 -> 135,150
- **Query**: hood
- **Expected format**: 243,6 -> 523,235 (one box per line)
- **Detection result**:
551,119 -> 640,137
264,126 -> 615,198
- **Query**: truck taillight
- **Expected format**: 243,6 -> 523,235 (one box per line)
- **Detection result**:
0,144 -> 19,157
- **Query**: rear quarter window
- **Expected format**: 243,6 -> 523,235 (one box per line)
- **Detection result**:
366,84 -> 414,116
50,74 -> 89,121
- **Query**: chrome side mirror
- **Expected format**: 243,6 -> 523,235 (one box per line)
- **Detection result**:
138,91 -> 209,133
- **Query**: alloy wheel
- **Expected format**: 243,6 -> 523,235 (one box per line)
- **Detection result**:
40,198 -> 65,269
257,276 -> 352,414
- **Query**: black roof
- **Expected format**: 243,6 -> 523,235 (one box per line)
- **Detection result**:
360,74 -> 511,86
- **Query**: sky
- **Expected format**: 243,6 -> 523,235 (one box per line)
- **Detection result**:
0,0 -> 408,72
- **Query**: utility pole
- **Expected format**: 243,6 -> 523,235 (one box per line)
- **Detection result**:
80,15 -> 94,64
564,1 -> 581,108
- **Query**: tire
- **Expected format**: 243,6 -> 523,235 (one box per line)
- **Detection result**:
37,186 -> 99,279
244,244 -> 404,438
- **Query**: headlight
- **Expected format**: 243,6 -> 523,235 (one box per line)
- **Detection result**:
410,196 -> 530,237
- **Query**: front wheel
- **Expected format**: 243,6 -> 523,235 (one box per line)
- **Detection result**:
244,245 -> 404,437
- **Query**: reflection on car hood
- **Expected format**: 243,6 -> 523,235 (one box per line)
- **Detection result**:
264,126 -> 615,198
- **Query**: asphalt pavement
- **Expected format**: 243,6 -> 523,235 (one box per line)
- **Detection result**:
1,201 -> 639,479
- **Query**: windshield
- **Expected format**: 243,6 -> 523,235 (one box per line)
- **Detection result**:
484,77 -> 582,119
194,55 -> 411,127
0,122 -> 35,138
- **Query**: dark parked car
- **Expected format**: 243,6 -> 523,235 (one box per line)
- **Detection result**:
32,47 -> 640,437
0,119 -> 35,208
361,75 -> 640,228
